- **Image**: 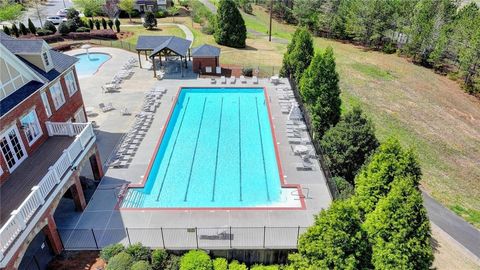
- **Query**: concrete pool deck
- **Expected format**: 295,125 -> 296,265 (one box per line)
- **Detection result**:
59,47 -> 332,248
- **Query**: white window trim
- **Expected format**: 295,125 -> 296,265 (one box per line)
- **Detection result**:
65,70 -> 78,96
50,81 -> 65,110
20,109 -> 43,146
40,91 -> 52,117
0,125 -> 28,172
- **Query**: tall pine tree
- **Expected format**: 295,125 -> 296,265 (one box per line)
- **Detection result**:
214,0 -> 247,48
280,27 -> 314,83
299,46 -> 341,138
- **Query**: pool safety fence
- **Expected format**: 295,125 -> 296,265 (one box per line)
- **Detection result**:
288,77 -> 339,199
58,226 -> 308,250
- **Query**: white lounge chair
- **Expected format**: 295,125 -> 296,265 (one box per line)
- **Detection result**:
230,77 -> 236,84
252,76 -> 258,84
296,161 -> 315,171
99,102 -> 114,112
121,107 -> 131,115
240,75 -> 247,84
220,76 -> 226,84
211,78 -> 217,84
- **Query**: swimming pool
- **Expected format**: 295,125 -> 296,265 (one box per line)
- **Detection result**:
121,87 -> 301,209
74,53 -> 110,77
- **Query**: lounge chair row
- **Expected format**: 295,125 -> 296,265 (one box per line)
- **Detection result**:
103,58 -> 137,93
211,75 -> 258,85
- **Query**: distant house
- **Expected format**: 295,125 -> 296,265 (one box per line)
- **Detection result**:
134,0 -> 171,13
0,33 -> 102,269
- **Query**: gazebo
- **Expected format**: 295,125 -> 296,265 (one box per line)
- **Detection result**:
136,36 -> 192,78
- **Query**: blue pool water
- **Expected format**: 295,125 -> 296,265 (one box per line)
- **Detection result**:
74,53 -> 110,77
122,88 -> 284,208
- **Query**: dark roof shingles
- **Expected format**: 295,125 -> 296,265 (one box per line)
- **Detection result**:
191,44 -> 220,57
0,81 -> 44,117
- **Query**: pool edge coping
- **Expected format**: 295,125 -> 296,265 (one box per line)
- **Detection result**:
116,86 -> 306,211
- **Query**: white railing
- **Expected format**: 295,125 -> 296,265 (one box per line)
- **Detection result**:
0,122 -> 95,260
45,122 -> 89,137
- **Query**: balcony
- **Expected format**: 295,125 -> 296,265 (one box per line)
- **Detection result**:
0,122 -> 96,262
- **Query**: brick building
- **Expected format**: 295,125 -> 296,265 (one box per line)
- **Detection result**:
191,44 -> 221,74
0,33 -> 103,269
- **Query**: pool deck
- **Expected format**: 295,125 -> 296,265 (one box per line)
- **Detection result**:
60,47 -> 332,239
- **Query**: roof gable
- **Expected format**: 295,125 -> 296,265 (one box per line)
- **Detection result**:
191,44 -> 220,57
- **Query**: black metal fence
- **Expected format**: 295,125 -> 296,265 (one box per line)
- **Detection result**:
288,78 -> 339,199
58,226 -> 308,250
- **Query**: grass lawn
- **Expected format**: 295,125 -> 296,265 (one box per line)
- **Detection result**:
121,25 -> 186,45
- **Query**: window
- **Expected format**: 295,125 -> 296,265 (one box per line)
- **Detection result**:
43,52 -> 50,66
49,81 -> 65,110
65,71 -> 78,96
40,91 -> 52,117
20,110 -> 42,145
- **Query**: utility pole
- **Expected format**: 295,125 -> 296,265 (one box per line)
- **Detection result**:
269,0 -> 273,42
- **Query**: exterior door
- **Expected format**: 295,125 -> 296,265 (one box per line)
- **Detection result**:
0,125 -> 27,172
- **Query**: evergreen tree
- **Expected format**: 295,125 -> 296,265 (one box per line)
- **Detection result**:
354,138 -> 422,214
214,0 -> 247,48
101,17 -> 107,29
28,18 -> 36,35
11,23 -> 19,37
289,199 -> 371,269
321,107 -> 379,183
279,27 -> 314,83
43,21 -> 57,33
115,18 -> 121,33
404,0 -> 457,65
363,177 -> 433,269
107,19 -> 113,30
18,22 -> 28,35
94,19 -> 101,30
299,47 -> 341,138
88,18 -> 94,29
143,12 -> 157,30
2,25 -> 11,36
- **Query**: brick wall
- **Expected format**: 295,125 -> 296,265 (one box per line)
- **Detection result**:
0,67 -> 85,184
193,57 -> 219,73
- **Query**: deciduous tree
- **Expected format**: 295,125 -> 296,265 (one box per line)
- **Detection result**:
214,0 -> 247,48
118,0 -> 135,22
0,1 -> 23,22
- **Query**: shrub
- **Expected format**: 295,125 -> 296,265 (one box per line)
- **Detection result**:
76,27 -> 91,32
11,24 -> 19,37
88,18 -> 94,29
212,258 -> 228,270
43,20 -> 57,33
125,243 -> 150,262
228,260 -> 247,270
107,19 -> 113,30
101,17 -> 107,29
333,176 -> 354,200
95,19 -> 101,30
178,0 -> 188,7
151,249 -> 168,270
58,22 -> 70,35
3,26 -> 11,36
28,18 -> 36,35
100,243 -> 125,262
155,10 -> 167,18
66,19 -> 78,32
143,12 -> 157,29
242,67 -> 253,77
118,9 -> 140,18
250,265 -> 280,270
180,250 -> 212,270
19,22 -> 28,35
163,254 -> 181,270
131,260 -> 153,270
115,18 -> 121,33
36,29 -> 53,36
106,252 -> 133,270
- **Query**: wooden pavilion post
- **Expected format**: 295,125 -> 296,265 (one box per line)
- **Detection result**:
137,51 -> 142,68
152,55 -> 157,78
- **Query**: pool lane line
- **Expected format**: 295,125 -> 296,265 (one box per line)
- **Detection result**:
211,98 -> 224,202
183,97 -> 208,201
155,97 -> 191,201
255,97 -> 270,201
238,97 -> 243,202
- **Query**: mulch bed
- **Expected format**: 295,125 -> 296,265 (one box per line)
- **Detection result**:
48,251 -> 105,270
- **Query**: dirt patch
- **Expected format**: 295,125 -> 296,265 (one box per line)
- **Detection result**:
117,31 -> 134,40
48,251 -> 105,270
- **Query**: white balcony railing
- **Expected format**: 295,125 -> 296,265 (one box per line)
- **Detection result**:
0,122 -> 95,261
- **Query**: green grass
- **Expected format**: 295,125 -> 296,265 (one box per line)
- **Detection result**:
121,25 -> 186,45
451,205 -> 480,226
350,63 -> 395,80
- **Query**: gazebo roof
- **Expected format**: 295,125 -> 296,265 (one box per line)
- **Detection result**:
136,36 -> 191,57
191,44 -> 221,57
